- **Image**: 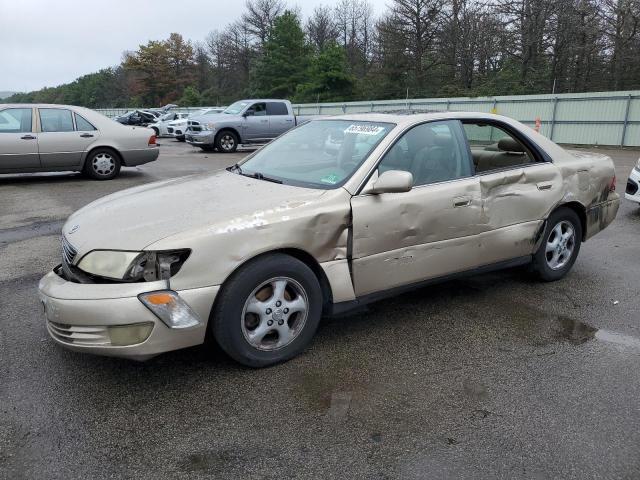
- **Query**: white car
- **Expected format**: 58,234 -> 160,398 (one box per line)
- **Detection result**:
625,158 -> 640,205
148,112 -> 188,137
169,108 -> 224,142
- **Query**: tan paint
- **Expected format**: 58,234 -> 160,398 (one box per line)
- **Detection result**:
39,111 -> 620,359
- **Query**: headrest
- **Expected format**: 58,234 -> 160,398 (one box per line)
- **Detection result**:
498,137 -> 525,153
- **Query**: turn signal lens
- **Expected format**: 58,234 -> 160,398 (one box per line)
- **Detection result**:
138,290 -> 201,329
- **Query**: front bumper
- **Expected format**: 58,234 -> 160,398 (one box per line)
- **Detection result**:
38,269 -> 218,360
625,167 -> 640,203
186,131 -> 215,145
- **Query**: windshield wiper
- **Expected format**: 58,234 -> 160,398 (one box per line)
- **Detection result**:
246,172 -> 283,184
227,164 -> 282,184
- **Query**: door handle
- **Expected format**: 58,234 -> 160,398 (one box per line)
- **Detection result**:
453,197 -> 472,207
537,182 -> 553,191
80,133 -> 94,138
20,134 -> 36,140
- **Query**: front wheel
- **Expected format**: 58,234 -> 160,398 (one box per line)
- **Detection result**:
211,254 -> 323,367
215,130 -> 239,153
532,207 -> 582,281
83,148 -> 121,180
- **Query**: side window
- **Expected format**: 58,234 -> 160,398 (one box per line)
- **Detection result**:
74,113 -> 96,131
249,103 -> 267,116
377,120 -> 472,186
266,102 -> 288,115
0,108 -> 32,133
39,109 -> 74,132
462,122 -> 536,173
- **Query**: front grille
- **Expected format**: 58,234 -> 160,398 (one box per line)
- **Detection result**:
167,127 -> 174,133
48,321 -> 110,346
626,179 -> 638,195
61,236 -> 77,265
188,120 -> 202,132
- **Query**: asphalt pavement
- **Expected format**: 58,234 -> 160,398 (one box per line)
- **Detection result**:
1,139 -> 639,479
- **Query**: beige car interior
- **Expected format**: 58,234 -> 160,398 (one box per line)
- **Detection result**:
465,123 -> 536,173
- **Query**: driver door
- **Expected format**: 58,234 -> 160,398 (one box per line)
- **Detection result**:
242,102 -> 270,141
350,120 -> 484,296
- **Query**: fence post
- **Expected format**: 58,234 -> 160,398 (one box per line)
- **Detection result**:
342,104 -> 346,113
621,94 -> 632,147
492,98 -> 498,114
549,97 -> 559,140
446,100 -> 450,112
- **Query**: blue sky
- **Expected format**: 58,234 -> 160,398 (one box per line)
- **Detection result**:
0,0 -> 389,92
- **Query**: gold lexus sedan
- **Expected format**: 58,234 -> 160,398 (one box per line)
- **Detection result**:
39,112 -> 620,367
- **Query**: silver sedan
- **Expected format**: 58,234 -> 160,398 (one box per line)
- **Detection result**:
0,104 -> 159,180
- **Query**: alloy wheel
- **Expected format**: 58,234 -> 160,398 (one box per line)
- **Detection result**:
241,277 -> 309,351
545,220 -> 576,270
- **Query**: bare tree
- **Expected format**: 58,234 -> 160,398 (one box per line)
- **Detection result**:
306,5 -> 339,51
242,0 -> 286,46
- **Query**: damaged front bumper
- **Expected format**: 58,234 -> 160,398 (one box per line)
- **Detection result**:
38,267 -> 218,360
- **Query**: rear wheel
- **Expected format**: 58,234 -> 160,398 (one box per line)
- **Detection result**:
211,253 -> 322,367
83,148 -> 121,180
215,130 -> 239,153
532,207 -> 582,281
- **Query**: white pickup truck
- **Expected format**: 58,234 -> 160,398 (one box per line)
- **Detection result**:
185,99 -> 314,152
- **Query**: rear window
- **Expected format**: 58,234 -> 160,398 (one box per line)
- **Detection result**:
74,113 -> 96,131
267,102 -> 289,116
40,108 -> 74,132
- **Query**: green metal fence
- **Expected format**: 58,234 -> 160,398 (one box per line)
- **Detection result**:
96,90 -> 640,147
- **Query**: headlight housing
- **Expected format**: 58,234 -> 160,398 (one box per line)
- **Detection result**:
77,249 -> 190,282
203,123 -> 216,131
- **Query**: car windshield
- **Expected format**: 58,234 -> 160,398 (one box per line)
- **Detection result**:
223,101 -> 250,115
235,119 -> 395,189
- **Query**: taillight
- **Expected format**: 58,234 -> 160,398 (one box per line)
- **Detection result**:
148,135 -> 157,146
609,175 -> 616,192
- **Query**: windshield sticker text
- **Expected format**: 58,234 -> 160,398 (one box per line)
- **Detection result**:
344,124 -> 385,136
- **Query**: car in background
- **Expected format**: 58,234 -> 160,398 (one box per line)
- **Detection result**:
625,158 -> 640,205
0,104 -> 159,180
114,110 -> 158,127
148,112 -> 189,137
168,107 -> 224,142
39,112 -> 619,366
185,99 -> 313,152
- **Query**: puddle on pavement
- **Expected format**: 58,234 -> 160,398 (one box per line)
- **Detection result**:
555,315 -> 640,349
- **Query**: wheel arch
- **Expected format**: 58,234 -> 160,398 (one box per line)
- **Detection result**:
212,248 -> 334,317
556,201 -> 587,241
216,127 -> 241,144
81,145 -> 124,168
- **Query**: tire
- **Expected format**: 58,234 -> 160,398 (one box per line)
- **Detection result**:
215,130 -> 239,153
83,148 -> 121,180
532,207 -> 582,281
200,145 -> 215,152
211,253 -> 323,367
176,136 -> 186,142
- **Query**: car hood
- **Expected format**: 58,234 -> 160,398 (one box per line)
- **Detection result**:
189,113 -> 235,123
63,170 -> 327,258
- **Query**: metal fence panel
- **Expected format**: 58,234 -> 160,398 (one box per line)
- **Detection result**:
96,90 -> 640,146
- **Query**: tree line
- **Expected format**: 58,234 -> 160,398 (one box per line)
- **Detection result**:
7,0 -> 640,107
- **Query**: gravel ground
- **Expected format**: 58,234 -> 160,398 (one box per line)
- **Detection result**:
1,139 -> 639,479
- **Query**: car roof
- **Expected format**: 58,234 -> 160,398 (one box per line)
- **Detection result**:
321,111 -> 516,127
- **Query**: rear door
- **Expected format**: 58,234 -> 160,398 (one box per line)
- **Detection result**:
267,101 -> 294,137
0,107 -> 40,170
350,120 -> 483,296
38,108 -> 96,168
242,102 -> 270,141
461,120 -> 562,261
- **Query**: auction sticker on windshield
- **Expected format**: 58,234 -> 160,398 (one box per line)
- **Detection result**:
344,124 -> 385,136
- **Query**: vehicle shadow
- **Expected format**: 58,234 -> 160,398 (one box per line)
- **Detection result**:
0,169 -> 147,186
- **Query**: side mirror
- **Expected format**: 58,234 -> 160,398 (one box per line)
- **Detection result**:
369,170 -> 413,194
243,110 -> 254,117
